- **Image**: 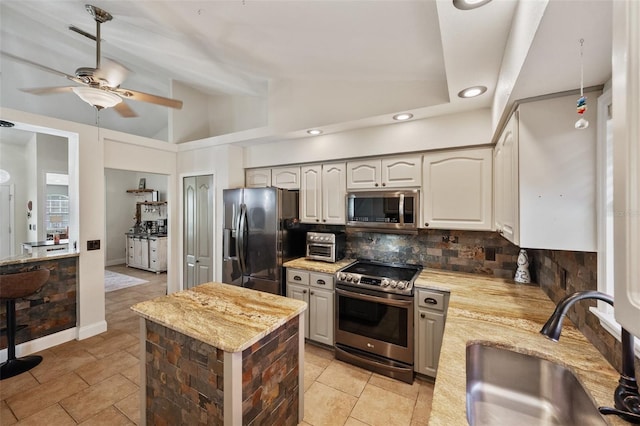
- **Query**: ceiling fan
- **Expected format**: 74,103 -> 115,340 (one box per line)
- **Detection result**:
3,4 -> 183,118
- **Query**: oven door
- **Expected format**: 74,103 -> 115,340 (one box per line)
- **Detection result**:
335,286 -> 414,365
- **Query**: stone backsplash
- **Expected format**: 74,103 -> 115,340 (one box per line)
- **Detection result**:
528,249 -> 640,381
345,229 -> 521,278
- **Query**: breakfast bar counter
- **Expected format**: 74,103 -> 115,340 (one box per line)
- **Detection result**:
131,282 -> 307,425
415,270 -> 626,426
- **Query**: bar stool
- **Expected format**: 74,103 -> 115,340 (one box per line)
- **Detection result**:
0,268 -> 50,380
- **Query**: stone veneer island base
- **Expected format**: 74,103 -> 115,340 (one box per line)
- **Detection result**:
131,282 -> 307,426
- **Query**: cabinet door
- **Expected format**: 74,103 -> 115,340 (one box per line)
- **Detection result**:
127,237 -> 134,266
422,148 -> 493,230
415,309 -> 444,377
272,167 -> 301,189
300,165 -> 322,223
245,168 -> 271,188
382,155 -> 421,188
497,113 -> 519,244
309,287 -> 334,345
322,162 -> 346,224
347,160 -> 381,189
287,282 -> 310,339
140,238 -> 149,269
133,238 -> 142,267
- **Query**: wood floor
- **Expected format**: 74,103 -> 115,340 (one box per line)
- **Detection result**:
1,266 -> 434,425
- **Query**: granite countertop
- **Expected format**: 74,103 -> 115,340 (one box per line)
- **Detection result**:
125,232 -> 167,238
416,269 -> 626,425
0,251 -> 79,267
283,257 -> 356,274
131,282 -> 307,353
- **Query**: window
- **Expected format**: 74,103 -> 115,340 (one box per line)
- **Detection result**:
44,173 -> 69,239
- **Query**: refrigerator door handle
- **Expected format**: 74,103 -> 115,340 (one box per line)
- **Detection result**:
237,203 -> 247,274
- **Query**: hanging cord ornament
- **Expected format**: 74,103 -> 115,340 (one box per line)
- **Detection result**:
575,38 -> 589,129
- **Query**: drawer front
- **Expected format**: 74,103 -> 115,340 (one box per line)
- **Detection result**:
310,272 -> 334,290
287,269 -> 309,285
417,289 -> 446,311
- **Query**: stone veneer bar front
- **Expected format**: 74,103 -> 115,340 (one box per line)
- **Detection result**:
131,282 -> 307,425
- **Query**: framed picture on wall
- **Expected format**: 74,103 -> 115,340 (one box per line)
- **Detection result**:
138,178 -> 146,190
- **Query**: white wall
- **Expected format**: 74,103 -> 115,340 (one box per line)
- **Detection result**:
244,108 -> 492,168
169,82 -> 211,144
104,169 -> 137,266
0,141 -> 28,254
26,135 -> 37,242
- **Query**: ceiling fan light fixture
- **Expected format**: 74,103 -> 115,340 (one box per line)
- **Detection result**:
453,0 -> 493,10
458,85 -> 487,98
72,86 -> 122,109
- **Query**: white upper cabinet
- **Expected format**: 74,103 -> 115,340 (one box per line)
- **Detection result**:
245,168 -> 271,188
422,148 -> 493,230
494,94 -> 597,251
271,166 -> 301,189
494,113 -> 519,244
347,155 -> 421,189
301,162 -> 346,224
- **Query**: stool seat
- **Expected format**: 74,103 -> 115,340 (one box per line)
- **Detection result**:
0,268 -> 51,300
1,268 -> 50,380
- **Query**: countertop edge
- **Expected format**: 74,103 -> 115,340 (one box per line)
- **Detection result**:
0,251 -> 80,267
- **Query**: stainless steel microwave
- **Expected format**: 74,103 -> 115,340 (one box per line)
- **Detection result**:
346,190 -> 419,233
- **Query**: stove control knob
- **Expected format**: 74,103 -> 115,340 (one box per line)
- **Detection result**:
346,274 -> 353,282
338,273 -> 346,281
397,281 -> 407,290
390,280 -> 398,288
381,278 -> 390,287
352,275 -> 360,284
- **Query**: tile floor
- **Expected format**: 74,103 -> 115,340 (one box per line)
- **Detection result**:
1,265 -> 434,425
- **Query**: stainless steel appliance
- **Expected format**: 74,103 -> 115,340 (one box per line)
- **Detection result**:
346,190 -> 419,233
334,260 -> 422,383
306,231 -> 346,263
222,187 -> 304,295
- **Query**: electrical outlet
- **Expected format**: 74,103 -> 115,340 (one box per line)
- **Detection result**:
87,240 -> 100,251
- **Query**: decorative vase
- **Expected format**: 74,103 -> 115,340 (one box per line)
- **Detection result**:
514,249 -> 531,284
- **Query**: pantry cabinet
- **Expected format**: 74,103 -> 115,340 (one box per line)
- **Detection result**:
493,94 -> 597,251
422,148 -> 493,230
414,288 -> 449,378
347,155 -> 421,189
300,162 -> 346,225
126,235 -> 167,273
286,268 -> 335,346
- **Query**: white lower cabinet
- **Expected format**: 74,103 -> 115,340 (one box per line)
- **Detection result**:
414,288 -> 449,378
126,235 -> 167,273
286,268 -> 335,345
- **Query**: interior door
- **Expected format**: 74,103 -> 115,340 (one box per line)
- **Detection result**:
0,184 -> 14,258
183,175 -> 213,289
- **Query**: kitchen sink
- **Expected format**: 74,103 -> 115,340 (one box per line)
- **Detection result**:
466,342 -> 607,425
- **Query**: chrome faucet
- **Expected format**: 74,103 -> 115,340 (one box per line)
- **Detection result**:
540,290 -> 640,423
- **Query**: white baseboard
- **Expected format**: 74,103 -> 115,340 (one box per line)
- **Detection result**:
78,320 -> 108,340
0,328 -> 77,362
106,258 -> 126,267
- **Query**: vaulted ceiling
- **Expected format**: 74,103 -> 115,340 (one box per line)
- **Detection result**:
0,1 -> 612,143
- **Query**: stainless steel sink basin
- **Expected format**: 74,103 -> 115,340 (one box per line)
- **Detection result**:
466,342 -> 607,425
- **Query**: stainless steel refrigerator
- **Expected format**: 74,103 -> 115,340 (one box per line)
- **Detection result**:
222,187 -> 304,295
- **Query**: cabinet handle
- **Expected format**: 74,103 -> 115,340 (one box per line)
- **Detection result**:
424,297 -> 438,305
323,219 -> 326,222
424,223 -> 429,227
316,279 -> 325,285
196,260 -> 200,263
420,313 -> 426,319
303,290 -> 307,294
316,219 -> 320,222
310,291 -> 314,295
382,183 -> 386,187
375,183 -> 379,187
294,275 -> 302,281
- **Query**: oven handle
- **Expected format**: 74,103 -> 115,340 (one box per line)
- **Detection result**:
336,288 -> 413,308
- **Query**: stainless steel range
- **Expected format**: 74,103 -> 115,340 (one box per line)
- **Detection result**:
334,260 -> 422,383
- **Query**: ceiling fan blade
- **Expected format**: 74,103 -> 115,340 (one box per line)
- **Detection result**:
114,87 -> 183,109
2,52 -> 74,79
114,101 -> 138,118
20,86 -> 75,95
94,58 -> 130,87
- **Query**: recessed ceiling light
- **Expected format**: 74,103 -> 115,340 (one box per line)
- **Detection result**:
453,0 -> 493,10
393,113 -> 413,121
458,86 -> 487,98
307,129 -> 323,136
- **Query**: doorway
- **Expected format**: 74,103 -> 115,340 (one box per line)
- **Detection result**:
183,175 -> 213,289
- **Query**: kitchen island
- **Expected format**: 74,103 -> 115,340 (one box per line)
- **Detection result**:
415,270 -> 626,426
131,282 -> 307,425
0,251 -> 79,353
